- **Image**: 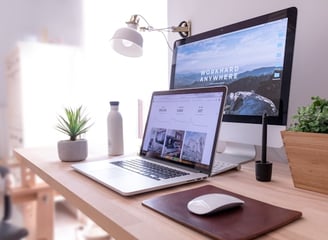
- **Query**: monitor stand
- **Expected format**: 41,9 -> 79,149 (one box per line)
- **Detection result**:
215,141 -> 256,164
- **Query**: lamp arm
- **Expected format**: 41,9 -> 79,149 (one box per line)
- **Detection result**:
133,14 -> 191,38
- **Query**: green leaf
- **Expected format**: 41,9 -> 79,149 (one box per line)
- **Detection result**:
289,96 -> 328,133
56,105 -> 93,140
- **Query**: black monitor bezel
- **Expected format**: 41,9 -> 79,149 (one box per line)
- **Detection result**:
169,7 -> 297,125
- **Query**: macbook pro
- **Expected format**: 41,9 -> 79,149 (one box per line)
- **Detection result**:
72,86 -> 227,196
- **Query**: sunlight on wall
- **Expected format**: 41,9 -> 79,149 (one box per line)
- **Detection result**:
80,0 -> 168,153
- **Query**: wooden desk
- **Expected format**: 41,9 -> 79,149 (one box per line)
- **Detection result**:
14,147 -> 328,240
3,157 -> 55,240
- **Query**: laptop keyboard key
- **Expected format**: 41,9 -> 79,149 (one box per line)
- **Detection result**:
111,159 -> 189,180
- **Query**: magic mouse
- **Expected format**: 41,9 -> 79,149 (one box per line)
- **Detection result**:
187,193 -> 245,215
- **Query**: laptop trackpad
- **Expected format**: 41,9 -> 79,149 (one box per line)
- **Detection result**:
89,167 -> 158,194
91,166 -> 155,182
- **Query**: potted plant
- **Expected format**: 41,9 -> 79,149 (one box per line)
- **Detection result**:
56,105 -> 93,162
281,96 -> 328,194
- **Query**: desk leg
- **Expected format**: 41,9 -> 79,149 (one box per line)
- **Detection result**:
17,164 -> 55,240
36,188 -> 55,240
21,188 -> 54,240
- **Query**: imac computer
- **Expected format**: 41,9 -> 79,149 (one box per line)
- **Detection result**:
169,7 -> 297,163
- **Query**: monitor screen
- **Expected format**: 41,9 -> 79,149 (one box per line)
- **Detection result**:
170,7 -> 297,126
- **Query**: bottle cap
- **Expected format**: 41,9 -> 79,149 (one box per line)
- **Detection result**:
110,101 -> 119,106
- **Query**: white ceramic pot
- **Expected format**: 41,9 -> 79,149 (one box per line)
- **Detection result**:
57,139 -> 88,162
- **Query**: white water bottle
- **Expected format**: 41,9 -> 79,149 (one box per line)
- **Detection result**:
107,101 -> 124,156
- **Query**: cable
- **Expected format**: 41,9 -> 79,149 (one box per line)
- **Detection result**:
133,14 -> 189,51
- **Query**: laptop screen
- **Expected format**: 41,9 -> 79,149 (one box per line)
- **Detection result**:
140,87 -> 226,173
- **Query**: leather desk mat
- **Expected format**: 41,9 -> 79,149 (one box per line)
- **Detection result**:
142,185 -> 302,240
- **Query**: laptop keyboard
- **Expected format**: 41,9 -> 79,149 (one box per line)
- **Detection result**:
111,159 -> 190,180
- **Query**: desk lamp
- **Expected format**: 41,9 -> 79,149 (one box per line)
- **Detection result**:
111,14 -> 191,57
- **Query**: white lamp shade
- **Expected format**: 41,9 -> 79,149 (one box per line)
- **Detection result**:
111,27 -> 143,57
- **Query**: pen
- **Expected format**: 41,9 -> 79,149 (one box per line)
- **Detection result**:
261,112 -> 268,164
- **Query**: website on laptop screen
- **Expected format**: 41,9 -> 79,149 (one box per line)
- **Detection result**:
140,91 -> 224,170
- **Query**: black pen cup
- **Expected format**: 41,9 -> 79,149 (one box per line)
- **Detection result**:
255,161 -> 272,182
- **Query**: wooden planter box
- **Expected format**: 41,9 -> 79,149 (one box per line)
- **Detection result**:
281,130 -> 328,195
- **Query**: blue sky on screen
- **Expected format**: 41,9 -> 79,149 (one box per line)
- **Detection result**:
175,18 -> 288,74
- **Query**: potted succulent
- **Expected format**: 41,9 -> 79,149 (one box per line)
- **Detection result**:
281,96 -> 328,194
56,105 -> 93,162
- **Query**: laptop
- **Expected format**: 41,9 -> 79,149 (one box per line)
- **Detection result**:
72,86 -> 227,196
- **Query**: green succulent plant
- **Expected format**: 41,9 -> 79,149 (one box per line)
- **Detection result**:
56,105 -> 93,141
289,96 -> 328,133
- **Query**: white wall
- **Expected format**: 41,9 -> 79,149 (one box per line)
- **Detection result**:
0,0 -> 168,158
167,0 -> 328,125
0,0 -> 82,103
80,0 -> 168,153
0,0 -> 83,158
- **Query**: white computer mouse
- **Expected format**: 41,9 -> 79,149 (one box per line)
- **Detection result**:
187,193 -> 245,215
